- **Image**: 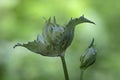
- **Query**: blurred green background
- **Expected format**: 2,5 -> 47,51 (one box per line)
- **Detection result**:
0,0 -> 120,80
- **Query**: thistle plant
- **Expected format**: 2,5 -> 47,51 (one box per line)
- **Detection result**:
14,15 -> 95,80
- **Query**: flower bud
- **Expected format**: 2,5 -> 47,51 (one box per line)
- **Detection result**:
80,38 -> 97,70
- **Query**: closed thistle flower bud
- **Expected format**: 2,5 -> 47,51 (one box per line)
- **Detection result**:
14,15 -> 95,57
80,38 -> 97,70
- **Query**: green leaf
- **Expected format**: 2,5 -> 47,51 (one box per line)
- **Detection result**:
66,15 -> 95,28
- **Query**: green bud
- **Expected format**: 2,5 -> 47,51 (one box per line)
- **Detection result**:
80,38 -> 97,70
14,15 -> 95,57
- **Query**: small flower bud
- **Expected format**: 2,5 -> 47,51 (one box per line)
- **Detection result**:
80,38 -> 97,70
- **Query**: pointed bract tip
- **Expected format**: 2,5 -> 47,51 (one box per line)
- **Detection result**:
79,14 -> 84,19
79,15 -> 96,25
91,21 -> 96,25
82,14 -> 84,17
88,38 -> 94,48
47,17 -> 51,23
53,16 -> 56,24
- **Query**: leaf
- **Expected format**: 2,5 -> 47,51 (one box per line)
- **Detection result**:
66,15 -> 95,28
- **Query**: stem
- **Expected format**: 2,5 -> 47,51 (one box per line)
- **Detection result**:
80,70 -> 84,80
60,56 -> 69,80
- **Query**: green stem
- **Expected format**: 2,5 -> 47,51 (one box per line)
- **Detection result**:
60,56 -> 69,80
80,70 -> 84,80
